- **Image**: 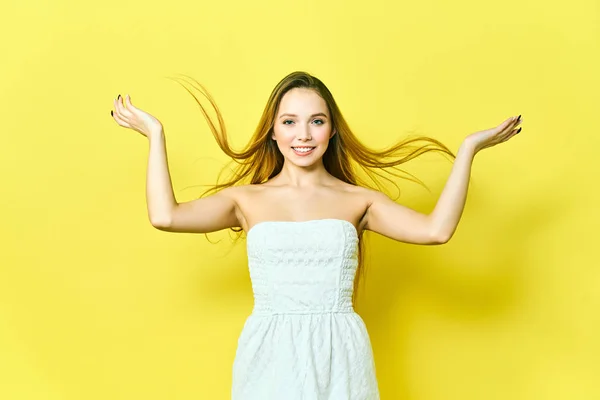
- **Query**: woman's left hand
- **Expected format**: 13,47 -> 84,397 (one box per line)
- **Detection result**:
465,115 -> 523,154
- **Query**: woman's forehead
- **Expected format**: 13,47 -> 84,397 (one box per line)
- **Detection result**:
278,88 -> 327,114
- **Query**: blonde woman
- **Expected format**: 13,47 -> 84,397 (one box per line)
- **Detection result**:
110,71 -> 522,399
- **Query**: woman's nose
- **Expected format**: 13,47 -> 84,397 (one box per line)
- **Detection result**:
296,126 -> 312,140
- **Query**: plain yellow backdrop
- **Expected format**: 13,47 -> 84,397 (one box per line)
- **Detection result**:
1,0 -> 599,399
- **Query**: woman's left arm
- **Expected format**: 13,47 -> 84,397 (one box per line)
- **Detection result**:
364,115 -> 523,245
426,141 -> 476,243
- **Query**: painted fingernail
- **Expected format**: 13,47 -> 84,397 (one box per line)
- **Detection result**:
517,114 -> 521,121
517,127 -> 522,133
111,110 -> 113,116
118,94 -> 121,99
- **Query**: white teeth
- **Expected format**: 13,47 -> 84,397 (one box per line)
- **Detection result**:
293,147 -> 314,153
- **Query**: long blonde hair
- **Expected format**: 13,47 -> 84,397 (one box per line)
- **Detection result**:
170,71 -> 455,302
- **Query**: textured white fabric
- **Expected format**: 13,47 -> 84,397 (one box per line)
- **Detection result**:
231,219 -> 380,399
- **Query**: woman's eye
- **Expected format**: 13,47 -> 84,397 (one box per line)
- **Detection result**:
282,119 -> 325,125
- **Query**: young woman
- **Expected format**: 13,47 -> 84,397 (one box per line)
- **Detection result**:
110,71 -> 523,399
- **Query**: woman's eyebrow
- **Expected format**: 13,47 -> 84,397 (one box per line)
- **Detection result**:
279,113 -> 328,118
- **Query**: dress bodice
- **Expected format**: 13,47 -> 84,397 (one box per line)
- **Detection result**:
246,219 -> 359,315
233,219 -> 379,399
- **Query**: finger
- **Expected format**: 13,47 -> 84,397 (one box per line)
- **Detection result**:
113,98 -> 123,117
112,110 -> 132,128
501,116 -> 521,134
113,99 -> 129,121
495,117 -> 515,135
501,127 -> 521,142
111,104 -> 132,127
504,126 -> 521,139
124,94 -> 137,111
495,126 -> 516,142
115,95 -> 134,118
514,116 -> 523,127
502,117 -> 515,127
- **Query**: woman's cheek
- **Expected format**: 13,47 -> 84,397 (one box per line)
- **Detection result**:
316,127 -> 331,142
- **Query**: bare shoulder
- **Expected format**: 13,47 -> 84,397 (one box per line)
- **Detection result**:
203,184 -> 254,225
340,184 -> 402,228
335,182 -> 385,203
219,183 -> 273,230
322,181 -> 381,230
215,183 -> 263,199
350,185 -> 405,214
225,182 -> 271,201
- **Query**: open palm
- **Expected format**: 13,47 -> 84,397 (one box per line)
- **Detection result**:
111,94 -> 163,138
466,115 -> 523,153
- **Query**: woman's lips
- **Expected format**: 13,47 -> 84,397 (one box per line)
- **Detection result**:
292,147 -> 315,156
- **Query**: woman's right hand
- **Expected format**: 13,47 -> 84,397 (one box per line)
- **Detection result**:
111,94 -> 164,138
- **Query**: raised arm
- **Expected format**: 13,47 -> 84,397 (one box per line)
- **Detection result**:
111,94 -> 240,234
364,115 -> 523,245
146,131 -> 239,233
364,143 -> 474,244
153,188 -> 240,233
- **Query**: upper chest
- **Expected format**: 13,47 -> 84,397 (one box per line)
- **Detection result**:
236,186 -> 369,228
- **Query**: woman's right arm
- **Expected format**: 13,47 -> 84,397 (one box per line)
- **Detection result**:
112,94 -> 240,234
146,132 -> 240,233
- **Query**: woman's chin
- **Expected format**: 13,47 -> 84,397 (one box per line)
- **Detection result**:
285,153 -> 324,167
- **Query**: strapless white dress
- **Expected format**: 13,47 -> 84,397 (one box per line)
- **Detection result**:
231,219 -> 380,399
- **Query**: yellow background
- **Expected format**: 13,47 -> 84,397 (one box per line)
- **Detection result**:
1,0 -> 599,398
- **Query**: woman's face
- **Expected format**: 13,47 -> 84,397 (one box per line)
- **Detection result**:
272,88 -> 335,167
